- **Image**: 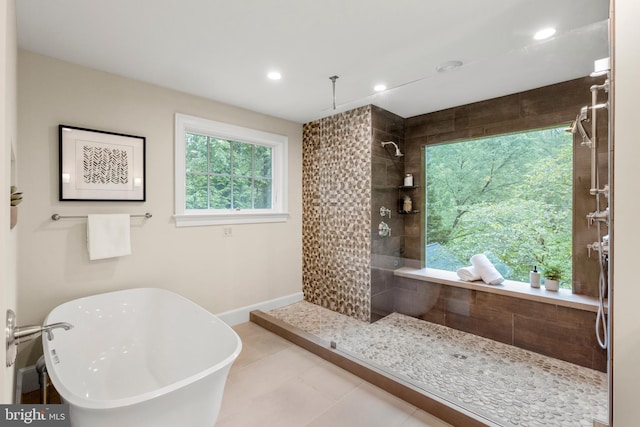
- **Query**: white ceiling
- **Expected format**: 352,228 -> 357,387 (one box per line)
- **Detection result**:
16,0 -> 610,124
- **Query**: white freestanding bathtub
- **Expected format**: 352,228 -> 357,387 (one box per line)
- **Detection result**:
42,288 -> 242,427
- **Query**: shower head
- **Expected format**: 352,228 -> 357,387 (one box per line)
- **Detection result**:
381,141 -> 404,157
567,109 -> 585,134
571,107 -> 592,147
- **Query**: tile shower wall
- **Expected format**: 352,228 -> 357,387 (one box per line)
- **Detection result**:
303,80 -> 608,379
302,106 -> 373,322
370,106 -> 406,321
404,76 -> 609,297
393,275 -> 607,372
303,105 -> 407,322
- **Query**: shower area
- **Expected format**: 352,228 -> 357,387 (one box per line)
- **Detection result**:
255,74 -> 611,426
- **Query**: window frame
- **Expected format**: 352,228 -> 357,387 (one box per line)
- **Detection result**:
174,113 -> 288,227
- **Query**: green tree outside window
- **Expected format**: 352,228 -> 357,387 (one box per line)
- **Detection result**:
185,133 -> 273,210
425,126 -> 572,287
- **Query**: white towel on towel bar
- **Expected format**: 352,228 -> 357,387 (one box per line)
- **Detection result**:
456,266 -> 481,281
470,254 -> 504,285
87,214 -> 131,260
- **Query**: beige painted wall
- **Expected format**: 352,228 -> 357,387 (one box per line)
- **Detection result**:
16,50 -> 302,366
612,0 -> 640,424
1,0 -> 18,402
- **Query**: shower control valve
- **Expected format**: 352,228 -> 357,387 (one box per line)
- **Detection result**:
586,209 -> 609,226
378,221 -> 391,237
589,185 -> 609,198
587,241 -> 609,257
379,206 -> 392,218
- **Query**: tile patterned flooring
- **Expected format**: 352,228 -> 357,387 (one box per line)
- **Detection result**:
218,321 -> 452,427
268,301 -> 608,427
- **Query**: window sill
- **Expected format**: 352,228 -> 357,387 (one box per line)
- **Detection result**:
394,267 -> 605,313
174,211 -> 289,227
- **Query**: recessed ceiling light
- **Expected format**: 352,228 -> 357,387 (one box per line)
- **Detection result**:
533,27 -> 556,40
435,60 -> 463,73
267,71 -> 282,80
374,84 -> 387,92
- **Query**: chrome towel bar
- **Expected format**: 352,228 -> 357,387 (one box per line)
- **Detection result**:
51,212 -> 152,221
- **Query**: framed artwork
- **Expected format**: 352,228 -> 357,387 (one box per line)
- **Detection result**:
59,125 -> 146,201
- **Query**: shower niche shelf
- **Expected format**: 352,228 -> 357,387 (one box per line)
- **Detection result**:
398,185 -> 419,214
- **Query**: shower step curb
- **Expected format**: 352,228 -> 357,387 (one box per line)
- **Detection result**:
250,310 -> 496,427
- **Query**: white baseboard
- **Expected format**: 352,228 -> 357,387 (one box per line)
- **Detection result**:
216,292 -> 304,326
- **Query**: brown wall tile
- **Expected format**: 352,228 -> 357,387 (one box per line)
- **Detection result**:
447,309 -> 513,345
513,315 -> 595,368
475,292 -> 557,320
403,76 -> 608,298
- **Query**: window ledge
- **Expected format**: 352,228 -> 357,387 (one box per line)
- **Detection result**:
174,211 -> 289,227
394,267 -> 605,313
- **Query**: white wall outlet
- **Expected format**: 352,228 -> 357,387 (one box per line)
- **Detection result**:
224,227 -> 233,237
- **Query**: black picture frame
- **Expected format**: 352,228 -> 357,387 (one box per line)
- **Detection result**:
59,125 -> 146,201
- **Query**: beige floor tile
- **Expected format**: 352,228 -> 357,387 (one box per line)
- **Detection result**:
400,409 -> 454,427
218,323 -> 451,427
217,376 -> 337,427
306,382 -> 418,427
220,346 -> 319,416
232,322 -> 293,369
297,359 -> 363,402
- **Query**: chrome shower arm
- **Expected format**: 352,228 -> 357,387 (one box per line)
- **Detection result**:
381,141 -> 404,157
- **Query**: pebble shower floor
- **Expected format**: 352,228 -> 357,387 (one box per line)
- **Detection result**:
268,301 -> 607,427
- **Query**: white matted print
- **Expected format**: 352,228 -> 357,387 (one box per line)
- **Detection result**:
59,125 -> 146,201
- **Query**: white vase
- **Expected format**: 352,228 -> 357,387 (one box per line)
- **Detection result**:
544,278 -> 559,291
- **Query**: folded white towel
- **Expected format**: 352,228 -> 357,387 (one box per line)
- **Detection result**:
456,266 -> 481,281
87,214 -> 131,260
470,254 -> 504,285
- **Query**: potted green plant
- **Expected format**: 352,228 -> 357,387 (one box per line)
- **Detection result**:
543,264 -> 561,291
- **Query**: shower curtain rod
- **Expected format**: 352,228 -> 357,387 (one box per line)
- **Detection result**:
51,213 -> 152,221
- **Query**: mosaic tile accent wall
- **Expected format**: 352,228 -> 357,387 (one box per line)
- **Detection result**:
302,106 -> 372,321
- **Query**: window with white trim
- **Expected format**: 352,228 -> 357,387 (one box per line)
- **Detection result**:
175,113 -> 288,226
